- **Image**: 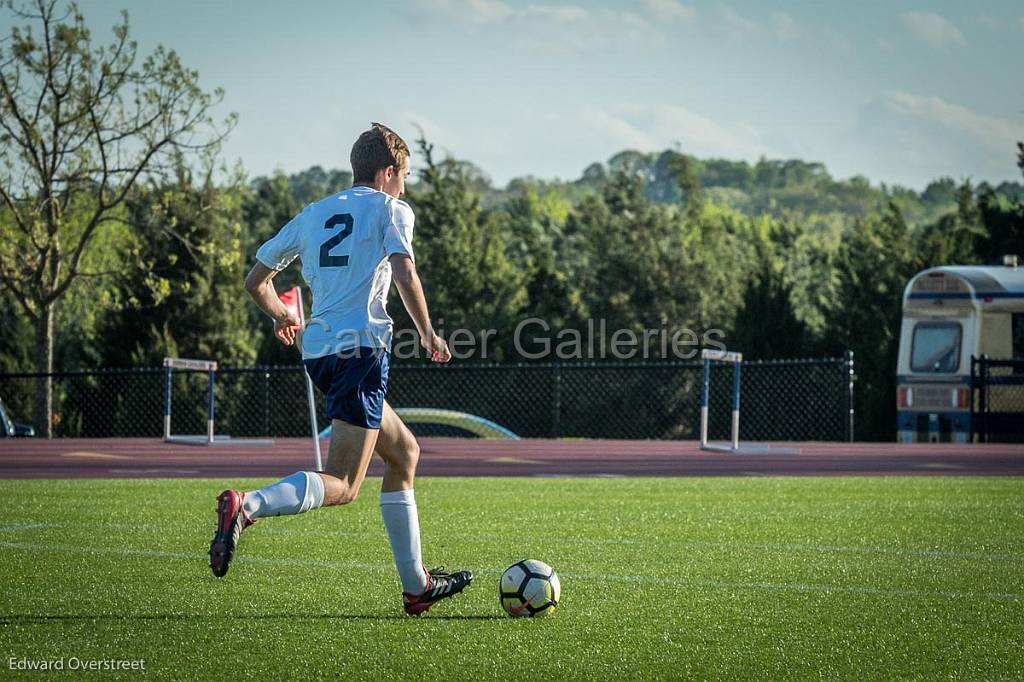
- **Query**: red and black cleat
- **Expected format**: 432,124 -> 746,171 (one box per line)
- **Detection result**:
403,567 -> 473,616
208,490 -> 254,578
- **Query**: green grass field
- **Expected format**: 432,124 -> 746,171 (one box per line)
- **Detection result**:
1,476 -> 1022,680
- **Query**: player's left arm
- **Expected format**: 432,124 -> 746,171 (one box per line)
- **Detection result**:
245,262 -> 300,346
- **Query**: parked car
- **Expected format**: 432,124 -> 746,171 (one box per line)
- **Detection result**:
0,399 -> 35,437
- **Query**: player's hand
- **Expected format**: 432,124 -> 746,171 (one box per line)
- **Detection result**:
274,312 -> 302,346
423,332 -> 451,363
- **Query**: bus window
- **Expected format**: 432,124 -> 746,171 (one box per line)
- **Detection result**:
911,322 -> 962,373
1014,313 -> 1024,359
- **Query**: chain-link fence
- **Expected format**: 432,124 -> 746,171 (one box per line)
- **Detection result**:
0,354 -> 854,441
971,356 -> 1024,443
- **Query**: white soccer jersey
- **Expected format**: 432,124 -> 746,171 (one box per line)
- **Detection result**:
255,186 -> 415,359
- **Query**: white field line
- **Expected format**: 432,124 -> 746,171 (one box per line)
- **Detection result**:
556,570 -> 1023,602
0,540 -> 1019,603
0,540 -> 393,573
1,520 -> 1021,562
681,540 -> 1024,563
0,521 -> 644,547
0,523 -> 52,532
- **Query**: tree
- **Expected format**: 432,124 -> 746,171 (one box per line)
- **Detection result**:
501,182 -> 586,340
729,220 -> 826,359
917,181 -> 987,266
94,160 -> 256,368
0,1 -> 231,434
403,138 -> 526,361
830,203 -> 920,439
665,151 -> 703,218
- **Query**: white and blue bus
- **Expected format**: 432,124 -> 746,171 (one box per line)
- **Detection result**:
897,260 -> 1024,443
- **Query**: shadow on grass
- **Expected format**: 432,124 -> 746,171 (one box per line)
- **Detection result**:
0,613 -> 505,623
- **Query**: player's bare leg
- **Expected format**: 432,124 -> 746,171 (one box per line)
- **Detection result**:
375,401 -> 472,615
209,420 -> 377,577
320,419 -> 379,505
377,401 -> 420,493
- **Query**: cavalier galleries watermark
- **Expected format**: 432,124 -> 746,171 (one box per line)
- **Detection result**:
300,317 -> 726,361
9,657 -> 146,672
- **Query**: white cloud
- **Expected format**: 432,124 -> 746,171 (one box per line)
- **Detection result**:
900,11 -> 966,47
414,1 -> 662,51
718,4 -> 798,42
822,28 -> 852,51
881,92 -> 1024,153
467,0 -> 514,22
577,103 -> 772,161
577,108 -> 659,151
842,91 -> 1024,188
719,3 -> 757,37
641,0 -> 696,24
771,11 -> 799,41
522,5 -> 588,23
413,0 -> 513,24
972,14 -> 1000,29
399,111 -> 451,155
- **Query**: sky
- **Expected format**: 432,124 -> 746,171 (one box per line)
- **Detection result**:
7,0 -> 1023,190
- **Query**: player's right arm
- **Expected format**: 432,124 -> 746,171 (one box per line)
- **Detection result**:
247,207 -> 307,346
244,262 -> 301,346
390,254 -> 450,363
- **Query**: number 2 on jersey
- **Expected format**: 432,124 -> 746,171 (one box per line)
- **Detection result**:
319,213 -> 354,268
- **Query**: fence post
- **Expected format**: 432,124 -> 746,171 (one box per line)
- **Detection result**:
551,363 -> 562,439
844,350 -> 855,442
207,367 -> 216,444
163,365 -> 173,441
979,354 -> 988,444
263,370 -> 270,436
969,356 -> 976,443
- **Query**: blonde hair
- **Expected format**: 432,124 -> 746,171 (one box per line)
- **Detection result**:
350,122 -> 410,183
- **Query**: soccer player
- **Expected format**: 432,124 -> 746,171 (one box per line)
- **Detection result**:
208,123 -> 473,616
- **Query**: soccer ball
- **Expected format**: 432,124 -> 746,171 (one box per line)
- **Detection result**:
499,559 -> 560,617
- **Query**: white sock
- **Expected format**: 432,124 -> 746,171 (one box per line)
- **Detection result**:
380,489 -> 429,595
244,471 -> 325,520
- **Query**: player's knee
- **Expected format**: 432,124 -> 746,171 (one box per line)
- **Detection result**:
391,439 -> 419,477
404,439 -> 420,468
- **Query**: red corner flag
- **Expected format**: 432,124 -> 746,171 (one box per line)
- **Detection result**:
278,286 -> 305,326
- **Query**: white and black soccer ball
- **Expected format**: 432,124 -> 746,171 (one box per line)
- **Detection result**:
499,559 -> 560,617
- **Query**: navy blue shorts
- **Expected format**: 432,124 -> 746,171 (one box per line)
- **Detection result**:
304,348 -> 390,430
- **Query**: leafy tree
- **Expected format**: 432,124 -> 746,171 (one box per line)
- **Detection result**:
93,160 -> 256,369
702,159 -> 754,191
972,143 -> 1024,265
0,289 -> 32,372
665,151 -> 704,218
830,203 -> 920,439
607,150 -> 654,184
921,178 -> 958,207
242,172 -> 307,364
917,181 -> 987,266
403,139 -> 526,361
564,170 -> 755,355
283,165 -> 352,206
501,183 -> 586,336
729,220 -> 829,359
0,0 -> 231,434
244,173 -> 300,259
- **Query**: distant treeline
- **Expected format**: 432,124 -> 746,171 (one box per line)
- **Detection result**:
2,142 -> 1022,440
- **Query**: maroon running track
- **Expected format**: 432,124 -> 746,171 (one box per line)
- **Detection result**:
0,438 -> 1022,479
